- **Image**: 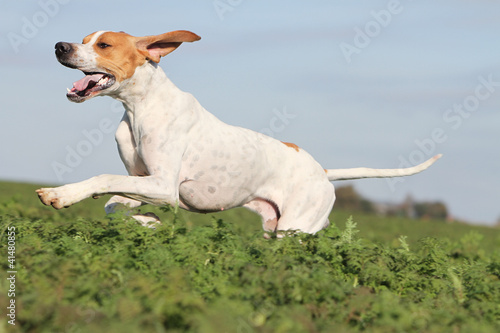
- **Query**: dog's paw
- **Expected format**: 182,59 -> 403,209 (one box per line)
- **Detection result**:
36,187 -> 72,209
132,212 -> 161,229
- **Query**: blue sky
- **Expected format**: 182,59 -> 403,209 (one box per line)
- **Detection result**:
1,1 -> 499,225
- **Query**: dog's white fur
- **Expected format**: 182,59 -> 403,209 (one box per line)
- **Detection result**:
37,30 -> 441,234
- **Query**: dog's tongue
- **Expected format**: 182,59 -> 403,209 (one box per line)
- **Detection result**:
73,74 -> 104,91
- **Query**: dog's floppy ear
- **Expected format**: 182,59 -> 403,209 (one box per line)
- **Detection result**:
135,30 -> 201,63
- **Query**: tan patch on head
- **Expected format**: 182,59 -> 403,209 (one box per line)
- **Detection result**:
82,32 -> 99,44
92,32 -> 148,83
281,141 -> 300,152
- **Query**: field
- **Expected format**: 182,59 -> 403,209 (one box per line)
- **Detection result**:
1,180 -> 500,332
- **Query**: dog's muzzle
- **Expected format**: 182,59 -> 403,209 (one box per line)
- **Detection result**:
54,41 -> 116,103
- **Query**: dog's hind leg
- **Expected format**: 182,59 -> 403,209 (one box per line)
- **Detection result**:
243,198 -> 281,238
105,195 -> 160,228
276,181 -> 335,235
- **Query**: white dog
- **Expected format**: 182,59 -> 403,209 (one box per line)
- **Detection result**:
37,30 -> 441,234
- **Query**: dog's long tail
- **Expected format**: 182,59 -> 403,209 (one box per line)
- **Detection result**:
325,154 -> 442,181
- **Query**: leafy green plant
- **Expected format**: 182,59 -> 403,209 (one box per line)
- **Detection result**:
0,181 -> 499,332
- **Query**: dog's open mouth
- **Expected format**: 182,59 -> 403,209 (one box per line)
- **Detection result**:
66,72 -> 116,102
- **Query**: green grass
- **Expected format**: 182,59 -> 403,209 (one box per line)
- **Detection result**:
1,180 -> 499,332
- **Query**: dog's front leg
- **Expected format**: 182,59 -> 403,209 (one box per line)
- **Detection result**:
37,174 -> 178,210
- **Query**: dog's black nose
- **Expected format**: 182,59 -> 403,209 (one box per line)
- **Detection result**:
55,42 -> 72,57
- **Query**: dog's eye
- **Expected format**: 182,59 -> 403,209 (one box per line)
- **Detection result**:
98,42 -> 111,49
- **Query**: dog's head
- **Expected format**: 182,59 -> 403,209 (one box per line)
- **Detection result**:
55,30 -> 200,103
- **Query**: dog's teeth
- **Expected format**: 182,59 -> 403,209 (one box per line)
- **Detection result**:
98,77 -> 108,84
66,88 -> 71,93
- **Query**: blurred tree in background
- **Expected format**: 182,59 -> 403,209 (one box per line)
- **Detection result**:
335,185 -> 449,221
334,185 -> 374,214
